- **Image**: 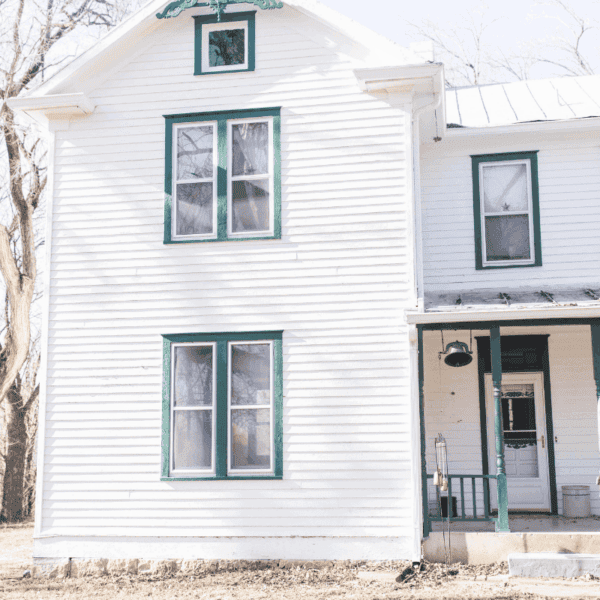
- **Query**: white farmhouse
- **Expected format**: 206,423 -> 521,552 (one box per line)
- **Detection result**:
9,0 -> 600,570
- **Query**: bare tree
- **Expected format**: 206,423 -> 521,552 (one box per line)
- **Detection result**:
0,0 -> 139,522
408,4 -> 507,87
409,0 -> 598,87
533,0 -> 598,77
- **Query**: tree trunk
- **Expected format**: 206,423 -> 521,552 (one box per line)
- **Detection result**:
1,383 -> 29,522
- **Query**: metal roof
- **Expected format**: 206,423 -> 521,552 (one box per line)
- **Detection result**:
446,75 -> 600,128
425,288 -> 600,313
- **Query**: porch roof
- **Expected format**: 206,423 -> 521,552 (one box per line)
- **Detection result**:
407,288 -> 600,326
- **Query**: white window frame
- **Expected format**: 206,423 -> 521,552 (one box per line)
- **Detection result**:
170,342 -> 217,476
479,158 -> 536,268
226,117 -> 275,238
201,20 -> 249,74
172,121 -> 218,241
227,340 -> 274,476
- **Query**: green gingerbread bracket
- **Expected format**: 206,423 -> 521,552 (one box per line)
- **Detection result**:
157,0 -> 283,20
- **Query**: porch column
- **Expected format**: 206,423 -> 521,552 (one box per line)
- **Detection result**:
591,323 -> 600,493
491,326 -> 509,532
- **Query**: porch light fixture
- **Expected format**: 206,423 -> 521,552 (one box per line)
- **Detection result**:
441,341 -> 473,368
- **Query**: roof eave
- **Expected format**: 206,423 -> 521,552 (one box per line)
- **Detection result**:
445,115 -> 600,137
406,304 -> 600,325
354,63 -> 444,94
7,93 -> 95,116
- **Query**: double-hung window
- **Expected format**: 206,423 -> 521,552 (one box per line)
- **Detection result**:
161,331 -> 283,480
164,108 -> 281,243
472,152 -> 542,269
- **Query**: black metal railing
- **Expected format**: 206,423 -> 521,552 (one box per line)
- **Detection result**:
426,473 -> 497,522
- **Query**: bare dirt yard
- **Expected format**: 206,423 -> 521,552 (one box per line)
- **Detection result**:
3,523 -> 600,599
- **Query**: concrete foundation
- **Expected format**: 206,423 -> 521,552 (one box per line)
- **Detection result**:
423,533 -> 600,564
33,558 -> 366,578
509,553 -> 600,578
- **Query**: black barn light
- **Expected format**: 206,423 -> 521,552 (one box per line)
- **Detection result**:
441,341 -> 473,368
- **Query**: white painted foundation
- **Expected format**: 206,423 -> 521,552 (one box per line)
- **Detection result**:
34,536 -> 413,560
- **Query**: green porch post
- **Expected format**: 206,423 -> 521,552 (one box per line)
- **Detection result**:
591,323 -> 600,493
491,326 -> 509,532
418,327 -> 430,538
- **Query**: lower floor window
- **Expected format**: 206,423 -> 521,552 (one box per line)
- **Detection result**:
161,331 -> 283,480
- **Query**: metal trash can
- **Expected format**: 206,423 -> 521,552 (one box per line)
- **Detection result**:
562,485 -> 591,518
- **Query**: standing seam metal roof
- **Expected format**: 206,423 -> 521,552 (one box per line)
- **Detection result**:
446,75 -> 600,128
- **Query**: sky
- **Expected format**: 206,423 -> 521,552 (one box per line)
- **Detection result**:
319,0 -> 599,82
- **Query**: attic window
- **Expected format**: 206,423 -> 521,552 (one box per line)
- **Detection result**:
194,12 -> 255,75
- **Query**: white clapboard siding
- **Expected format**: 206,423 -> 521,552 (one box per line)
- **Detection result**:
421,136 -> 600,292
422,326 -> 600,515
41,6 -> 417,554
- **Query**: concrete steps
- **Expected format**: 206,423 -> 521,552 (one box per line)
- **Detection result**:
509,553 -> 600,578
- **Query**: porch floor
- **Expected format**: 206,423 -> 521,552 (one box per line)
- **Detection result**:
430,514 -> 600,533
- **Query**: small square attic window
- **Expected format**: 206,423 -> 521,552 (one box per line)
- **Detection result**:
194,12 -> 255,75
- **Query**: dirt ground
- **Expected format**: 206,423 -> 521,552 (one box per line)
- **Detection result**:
3,523 -> 600,600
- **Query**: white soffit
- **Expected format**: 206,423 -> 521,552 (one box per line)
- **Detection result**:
7,93 -> 95,116
354,63 -> 444,95
406,305 -> 600,326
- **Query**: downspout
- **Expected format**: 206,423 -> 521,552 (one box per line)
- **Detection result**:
412,91 -> 441,311
410,88 -> 442,562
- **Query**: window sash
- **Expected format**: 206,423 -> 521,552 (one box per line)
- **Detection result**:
227,117 -> 274,238
170,342 -> 217,475
227,340 -> 274,475
479,159 -> 535,267
201,21 -> 249,73
172,122 -> 218,241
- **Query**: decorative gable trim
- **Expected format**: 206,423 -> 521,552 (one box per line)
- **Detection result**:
156,0 -> 282,20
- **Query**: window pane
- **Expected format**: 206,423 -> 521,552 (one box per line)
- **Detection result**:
209,29 -> 245,67
231,344 -> 271,406
173,410 -> 212,470
176,183 -> 213,236
232,123 -> 268,176
482,163 -> 528,213
177,126 -> 213,180
174,345 -> 213,407
231,408 -> 271,469
485,215 -> 530,261
231,180 -> 269,233
502,386 -> 536,432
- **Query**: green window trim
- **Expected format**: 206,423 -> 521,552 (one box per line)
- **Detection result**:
471,151 -> 542,270
194,12 -> 256,76
164,107 -> 281,244
161,331 -> 283,481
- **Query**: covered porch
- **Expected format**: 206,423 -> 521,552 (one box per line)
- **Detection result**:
409,307 -> 600,545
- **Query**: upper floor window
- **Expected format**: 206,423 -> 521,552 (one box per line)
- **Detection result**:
164,108 -> 281,244
472,152 -> 542,269
194,12 -> 255,76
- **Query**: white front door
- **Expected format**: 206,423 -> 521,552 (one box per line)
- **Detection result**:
485,372 -> 551,511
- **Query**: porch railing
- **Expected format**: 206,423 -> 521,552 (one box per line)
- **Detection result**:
425,474 -> 498,533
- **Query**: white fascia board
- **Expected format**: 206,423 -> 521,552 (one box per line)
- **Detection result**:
7,93 -> 95,116
406,305 -> 600,325
446,115 -> 600,138
26,0 -> 417,99
354,63 -> 444,94
22,0 -> 167,97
